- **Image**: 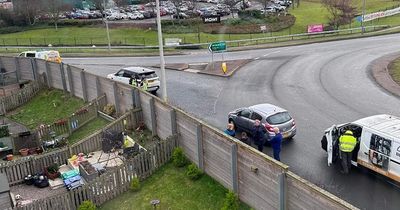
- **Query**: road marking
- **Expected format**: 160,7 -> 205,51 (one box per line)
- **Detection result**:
263,50 -> 281,57
254,57 -> 260,60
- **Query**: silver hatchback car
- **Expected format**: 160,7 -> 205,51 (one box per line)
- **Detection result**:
228,104 -> 296,140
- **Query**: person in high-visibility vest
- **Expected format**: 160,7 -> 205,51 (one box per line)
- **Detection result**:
339,130 -> 357,174
142,79 -> 148,91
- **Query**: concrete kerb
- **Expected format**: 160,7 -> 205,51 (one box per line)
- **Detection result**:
370,52 -> 400,98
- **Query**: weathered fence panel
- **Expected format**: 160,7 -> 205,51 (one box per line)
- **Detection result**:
0,81 -> 42,114
70,66 -> 84,99
0,57 -> 17,73
154,100 -> 173,140
139,93 -> 152,130
85,73 -> 98,101
17,58 -> 35,81
175,111 -> 198,163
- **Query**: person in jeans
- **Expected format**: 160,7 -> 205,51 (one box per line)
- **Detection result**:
270,127 -> 282,161
224,123 -> 236,137
252,119 -> 266,152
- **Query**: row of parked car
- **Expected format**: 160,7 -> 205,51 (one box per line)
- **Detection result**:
260,0 -> 292,14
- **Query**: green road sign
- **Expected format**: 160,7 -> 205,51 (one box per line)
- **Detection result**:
208,41 -> 227,53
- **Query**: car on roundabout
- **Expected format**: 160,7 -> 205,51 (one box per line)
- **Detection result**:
228,103 -> 296,142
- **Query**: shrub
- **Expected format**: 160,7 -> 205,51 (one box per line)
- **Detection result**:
0,125 -> 9,138
238,10 -> 263,20
130,176 -> 141,192
172,147 -> 188,167
221,191 -> 239,210
78,200 -> 96,210
186,163 -> 203,180
103,104 -> 115,116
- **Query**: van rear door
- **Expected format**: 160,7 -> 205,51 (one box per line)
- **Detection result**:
326,125 -> 337,166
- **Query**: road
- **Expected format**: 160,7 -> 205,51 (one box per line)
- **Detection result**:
65,34 -> 400,210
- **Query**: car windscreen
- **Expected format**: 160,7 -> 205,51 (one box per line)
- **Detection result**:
139,72 -> 157,79
266,112 -> 292,124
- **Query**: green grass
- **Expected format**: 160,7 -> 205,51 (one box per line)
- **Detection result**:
389,57 -> 400,85
0,0 -> 398,47
9,89 -> 85,129
99,162 -> 251,210
67,117 -> 110,145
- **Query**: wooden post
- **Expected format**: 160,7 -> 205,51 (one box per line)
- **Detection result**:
66,65 -> 74,96
231,143 -> 238,193
80,71 -> 88,102
131,88 -> 136,109
196,124 -> 204,170
170,109 -> 177,136
45,62 -> 51,88
149,98 -> 157,137
134,89 -> 141,109
95,76 -> 101,97
113,82 -> 120,114
279,172 -> 287,210
60,63 -> 67,92
14,57 -> 20,82
30,59 -> 38,81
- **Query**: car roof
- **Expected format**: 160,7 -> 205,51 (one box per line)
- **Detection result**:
353,114 -> 400,139
121,67 -> 155,74
248,103 -> 287,117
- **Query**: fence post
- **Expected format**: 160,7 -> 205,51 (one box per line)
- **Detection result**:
134,89 -> 141,109
14,57 -> 21,82
170,109 -> 177,136
60,63 -> 67,92
149,98 -> 157,137
67,65 -> 74,96
96,76 -> 101,97
30,59 -> 37,80
80,71 -> 88,102
231,143 -> 238,193
29,38 -> 32,46
279,172 -> 287,210
196,124 -> 204,170
45,62 -> 52,88
113,82 -> 120,114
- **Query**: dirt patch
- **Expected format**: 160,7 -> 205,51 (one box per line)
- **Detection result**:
388,57 -> 400,86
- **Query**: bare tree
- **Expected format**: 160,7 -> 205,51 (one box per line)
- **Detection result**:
321,0 -> 356,29
13,0 -> 43,25
43,0 -> 72,30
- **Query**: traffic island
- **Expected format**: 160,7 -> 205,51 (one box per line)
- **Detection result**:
152,59 -> 251,77
371,53 -> 400,98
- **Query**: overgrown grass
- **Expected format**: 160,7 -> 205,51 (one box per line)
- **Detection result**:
9,89 -> 85,129
99,162 -> 251,210
389,57 -> 400,86
67,117 -> 110,145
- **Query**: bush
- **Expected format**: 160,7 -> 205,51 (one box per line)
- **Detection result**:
0,125 -> 9,138
172,147 -> 188,167
186,163 -> 203,180
238,10 -> 263,20
103,104 -> 116,116
221,191 -> 239,210
78,200 -> 96,210
130,176 -> 141,192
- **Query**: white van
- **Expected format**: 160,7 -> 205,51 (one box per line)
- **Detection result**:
321,114 -> 400,182
18,50 -> 62,63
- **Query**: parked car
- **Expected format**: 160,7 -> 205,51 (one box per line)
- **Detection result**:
106,67 -> 160,94
128,12 -> 144,20
173,12 -> 189,19
228,104 -> 296,141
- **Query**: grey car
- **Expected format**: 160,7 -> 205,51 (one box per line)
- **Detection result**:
228,104 -> 296,140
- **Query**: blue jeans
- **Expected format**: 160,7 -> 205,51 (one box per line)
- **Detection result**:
273,149 -> 280,161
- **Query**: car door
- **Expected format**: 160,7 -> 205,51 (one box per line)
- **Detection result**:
120,71 -> 132,85
325,125 -> 338,166
235,108 -> 252,132
113,70 -> 125,82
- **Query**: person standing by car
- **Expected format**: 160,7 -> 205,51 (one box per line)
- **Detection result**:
224,123 -> 236,137
252,119 -> 266,152
270,127 -> 282,161
339,130 -> 357,174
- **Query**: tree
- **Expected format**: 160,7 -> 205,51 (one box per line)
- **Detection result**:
43,0 -> 72,30
321,0 -> 356,29
92,0 -> 106,21
223,0 -> 241,18
12,0 -> 43,25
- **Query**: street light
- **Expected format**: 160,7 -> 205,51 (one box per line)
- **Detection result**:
103,0 -> 111,52
155,0 -> 167,102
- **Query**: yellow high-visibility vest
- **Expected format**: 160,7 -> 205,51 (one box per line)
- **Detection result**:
339,134 -> 357,152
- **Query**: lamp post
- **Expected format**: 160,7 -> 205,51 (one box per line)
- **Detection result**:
103,0 -> 111,52
155,0 -> 167,102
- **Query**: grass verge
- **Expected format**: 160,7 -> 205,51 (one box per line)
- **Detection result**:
389,57 -> 400,86
8,89 -> 85,129
67,117 -> 110,145
99,162 -> 251,210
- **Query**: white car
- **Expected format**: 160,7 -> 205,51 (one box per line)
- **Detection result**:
128,12 -> 144,20
107,67 -> 160,94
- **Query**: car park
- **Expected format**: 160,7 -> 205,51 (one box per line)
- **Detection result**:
321,114 -> 400,182
173,12 -> 190,19
228,104 -> 297,140
107,67 -> 160,94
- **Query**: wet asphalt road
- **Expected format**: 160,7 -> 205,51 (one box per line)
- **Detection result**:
64,34 -> 400,210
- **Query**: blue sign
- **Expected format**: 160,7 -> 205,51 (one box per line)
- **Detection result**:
355,16 -> 363,22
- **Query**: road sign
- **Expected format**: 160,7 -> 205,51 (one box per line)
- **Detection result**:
208,41 -> 227,53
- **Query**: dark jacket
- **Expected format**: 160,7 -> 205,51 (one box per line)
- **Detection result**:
224,129 -> 235,137
270,133 -> 282,151
252,125 -> 266,145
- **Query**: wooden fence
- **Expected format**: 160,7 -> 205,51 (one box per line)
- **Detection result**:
1,56 -> 360,210
14,136 -> 178,210
0,81 -> 42,115
0,109 -> 139,186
